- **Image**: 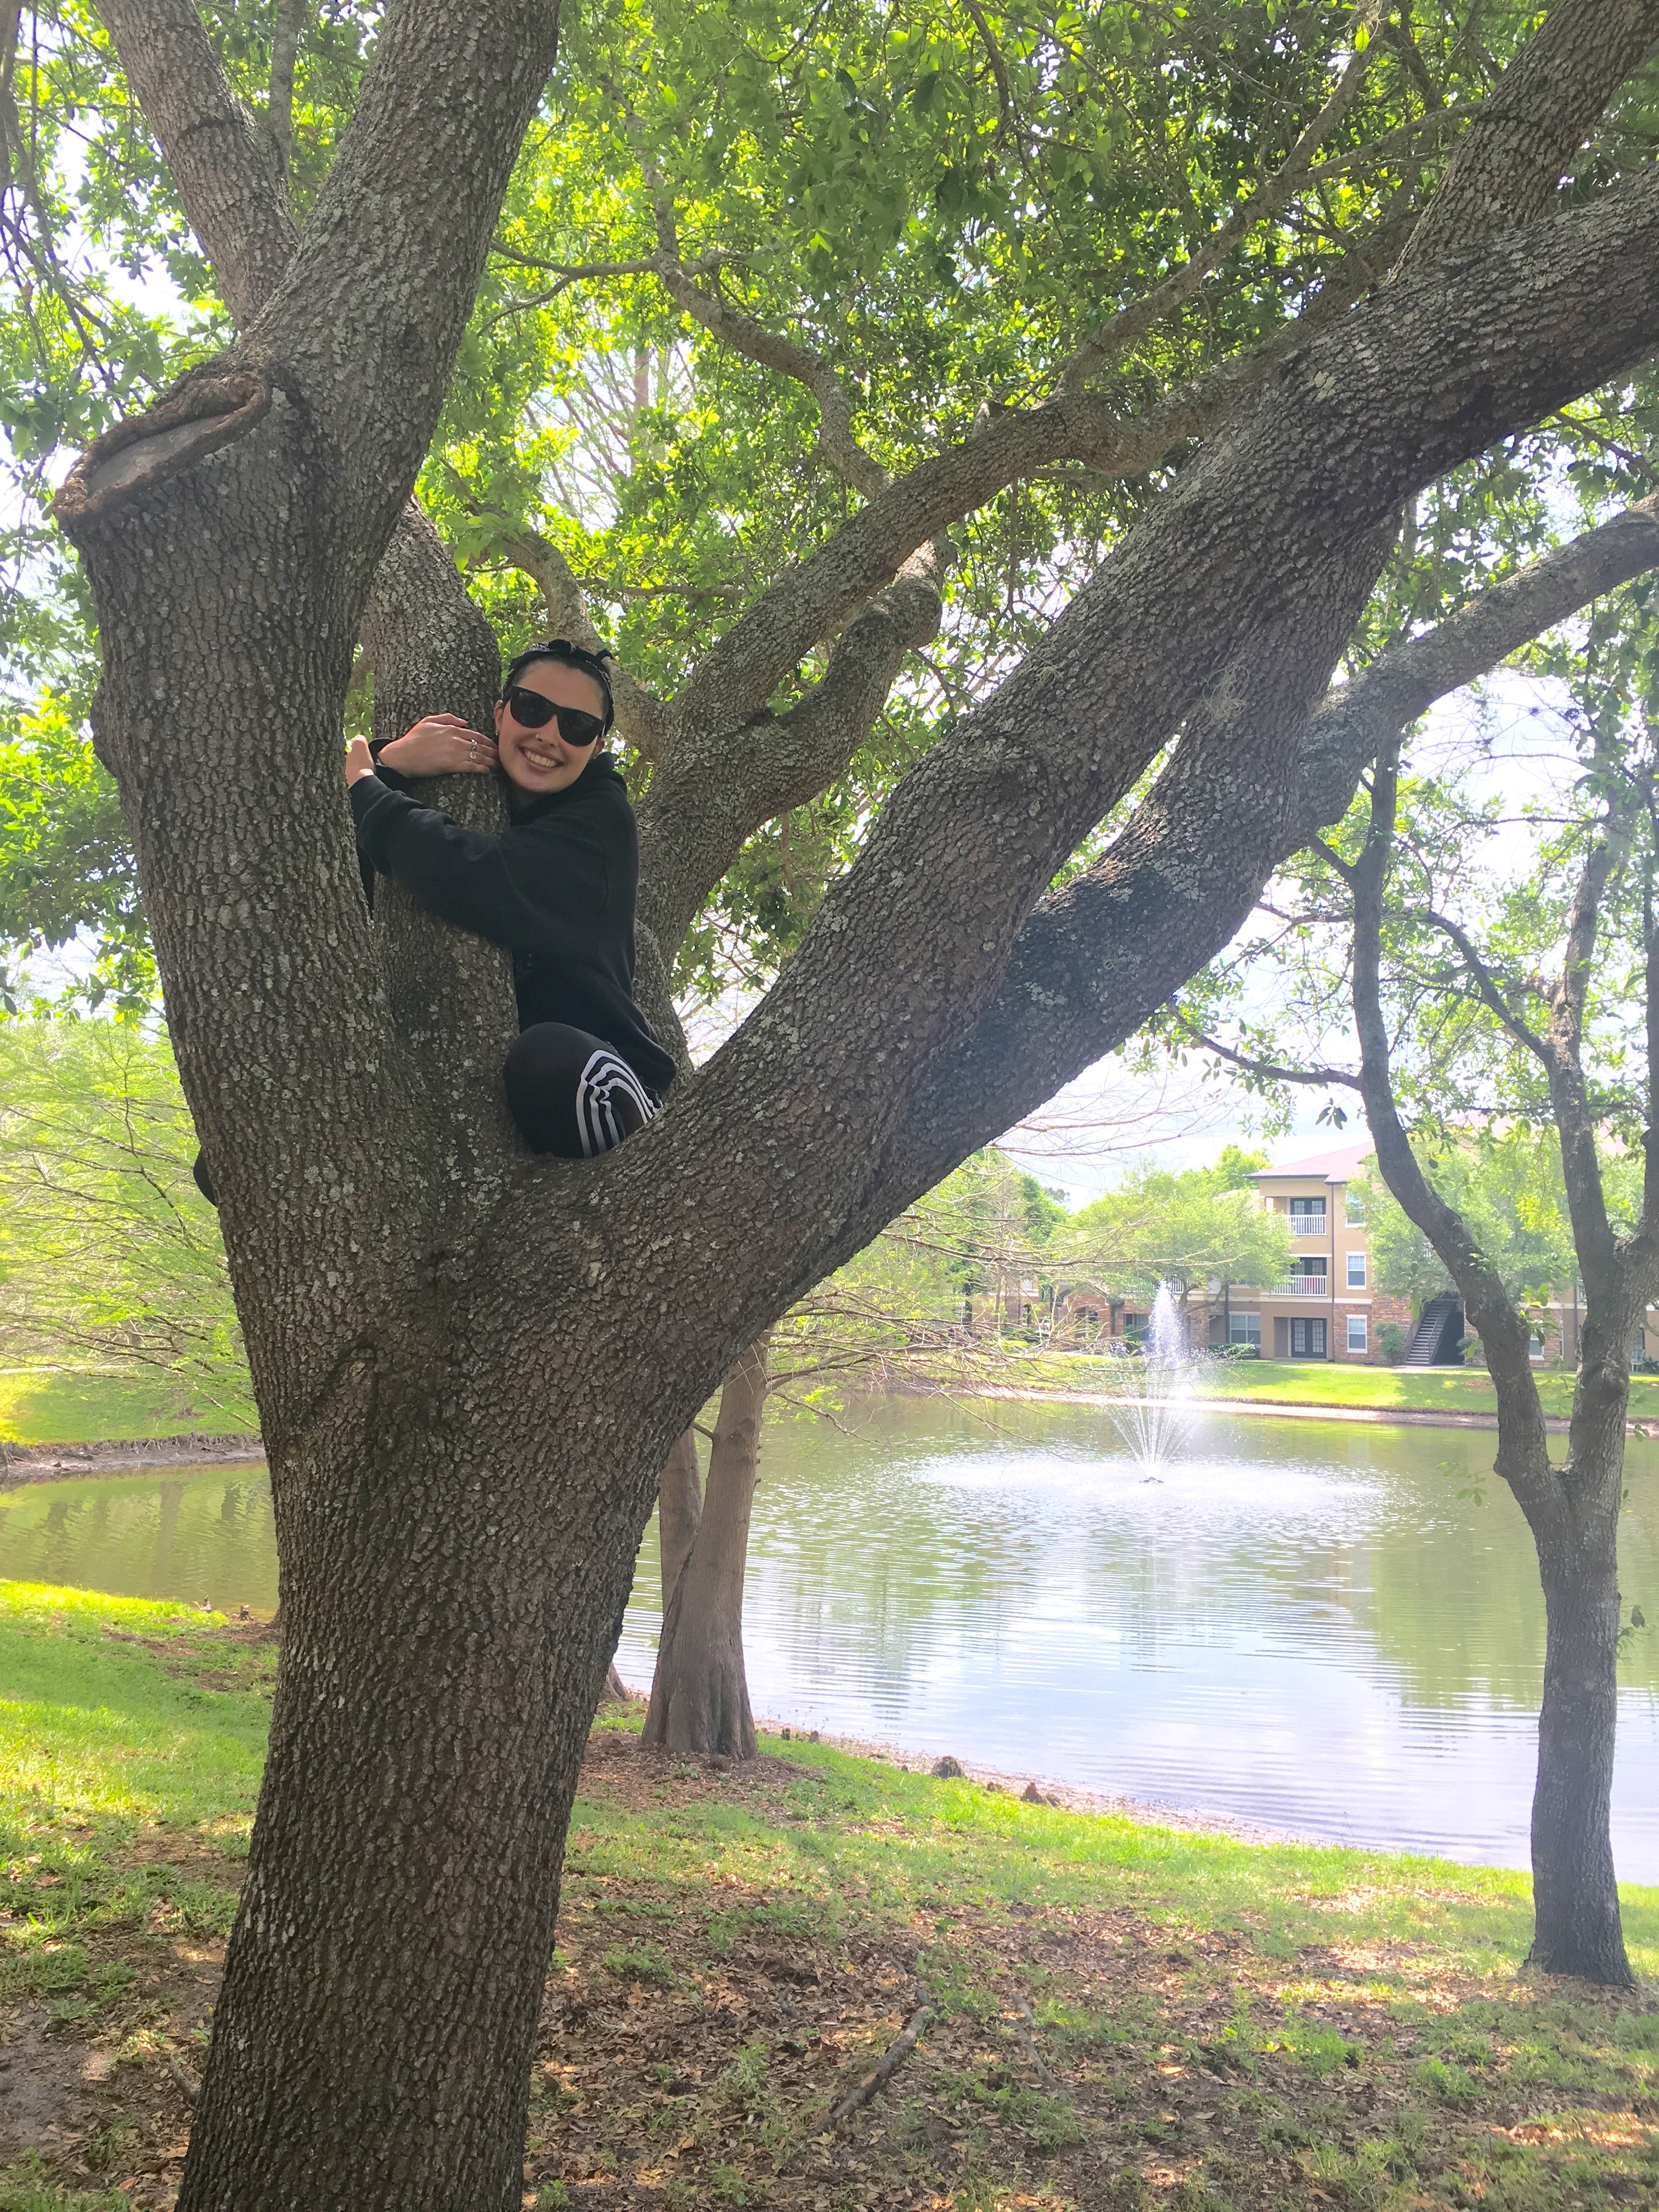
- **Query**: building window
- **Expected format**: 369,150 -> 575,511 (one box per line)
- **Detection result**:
1292,1256 -> 1328,1278
1290,1317 -> 1327,1358
1346,1313 -> 1368,1353
1228,1313 -> 1261,1346
1289,1197 -> 1327,1234
1346,1250 -> 1367,1288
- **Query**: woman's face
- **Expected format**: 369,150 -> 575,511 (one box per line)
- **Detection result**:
493,659 -> 608,796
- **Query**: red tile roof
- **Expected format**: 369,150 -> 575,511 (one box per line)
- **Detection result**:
1248,1139 -> 1375,1183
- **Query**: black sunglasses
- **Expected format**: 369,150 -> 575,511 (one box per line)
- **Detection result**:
501,687 -> 606,747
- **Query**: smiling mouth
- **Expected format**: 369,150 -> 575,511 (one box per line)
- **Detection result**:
520,743 -> 562,771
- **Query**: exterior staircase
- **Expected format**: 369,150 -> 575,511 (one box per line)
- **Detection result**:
1404,1293 -> 1464,1366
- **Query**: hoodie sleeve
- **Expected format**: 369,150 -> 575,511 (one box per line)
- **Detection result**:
349,779 -> 541,946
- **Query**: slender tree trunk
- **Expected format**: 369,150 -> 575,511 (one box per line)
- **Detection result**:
1527,1307 -> 1636,1982
642,1336 -> 770,1758
657,1424 -> 703,1610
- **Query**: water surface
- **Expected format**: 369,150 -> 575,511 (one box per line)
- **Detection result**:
3,1397 -> 1656,1877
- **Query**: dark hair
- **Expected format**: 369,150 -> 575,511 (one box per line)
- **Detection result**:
502,637 -> 616,733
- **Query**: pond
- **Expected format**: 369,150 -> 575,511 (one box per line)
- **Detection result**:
3,1396 -> 1657,1879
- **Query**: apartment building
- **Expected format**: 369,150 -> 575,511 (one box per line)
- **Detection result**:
1221,1141 -> 1412,1364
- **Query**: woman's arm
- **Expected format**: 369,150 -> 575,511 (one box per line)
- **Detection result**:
348,773 -> 538,946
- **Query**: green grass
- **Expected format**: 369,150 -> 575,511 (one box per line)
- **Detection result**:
5,1579 -> 1659,2208
989,1351 -> 1659,1420
0,1366 -> 258,1448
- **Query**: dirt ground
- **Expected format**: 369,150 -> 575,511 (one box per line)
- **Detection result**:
5,1717 -> 1658,2210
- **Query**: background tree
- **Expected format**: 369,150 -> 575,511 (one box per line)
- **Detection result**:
0,1018 -> 246,1408
10,0 -> 1659,2201
1063,1159 -> 1290,1322
1175,584 -> 1659,1983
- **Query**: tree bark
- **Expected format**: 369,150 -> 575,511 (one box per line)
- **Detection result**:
657,1423 -> 703,1611
642,1336 -> 770,1759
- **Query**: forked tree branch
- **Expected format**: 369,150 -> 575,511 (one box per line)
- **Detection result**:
794,465 -> 1659,1317
1395,0 -> 1659,270
639,542 -> 945,959
95,0 -> 295,323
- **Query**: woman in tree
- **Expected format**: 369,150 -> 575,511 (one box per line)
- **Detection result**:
342,638 -> 676,1158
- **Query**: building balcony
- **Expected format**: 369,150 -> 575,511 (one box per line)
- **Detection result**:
1288,1217 -> 1329,1235
1275,1274 -> 1331,1297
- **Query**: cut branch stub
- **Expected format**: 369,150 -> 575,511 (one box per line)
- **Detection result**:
55,370 -> 272,531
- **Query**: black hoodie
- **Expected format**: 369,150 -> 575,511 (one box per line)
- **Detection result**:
349,753 -> 676,1097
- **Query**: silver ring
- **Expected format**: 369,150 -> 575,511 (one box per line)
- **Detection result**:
469,740 -> 477,764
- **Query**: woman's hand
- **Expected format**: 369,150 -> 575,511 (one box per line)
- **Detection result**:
377,714 -> 500,777
343,737 -> 377,786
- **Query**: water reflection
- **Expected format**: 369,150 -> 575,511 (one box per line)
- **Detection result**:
2,1402 -> 1656,1877
0,1468 -> 277,1615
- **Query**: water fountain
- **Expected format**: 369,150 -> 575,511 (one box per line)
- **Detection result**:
1098,1280 -> 1201,1474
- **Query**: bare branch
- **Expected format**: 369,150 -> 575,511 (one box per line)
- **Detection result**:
1059,3 -> 1389,392
1418,906 -> 1552,1064
1182,1020 -> 1362,1092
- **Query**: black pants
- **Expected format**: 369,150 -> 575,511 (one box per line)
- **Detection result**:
193,1022 -> 659,1201
504,1022 -> 661,1158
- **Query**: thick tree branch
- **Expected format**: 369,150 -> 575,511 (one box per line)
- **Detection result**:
95,0 -> 295,324
1294,492 -> 1659,833
752,394 -> 1659,1332
637,543 -> 944,960
1396,0 -> 1659,270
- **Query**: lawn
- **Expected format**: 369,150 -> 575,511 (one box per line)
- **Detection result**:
3,1581 -> 1658,2209
0,1370 -> 258,1452
1000,1352 -> 1659,1422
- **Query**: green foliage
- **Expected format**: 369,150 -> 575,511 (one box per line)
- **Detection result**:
0,1021 -> 247,1407
3,0 -> 1637,1017
1352,1131 -> 1596,1314
1063,1160 -> 1290,1300
0,696 -> 148,1016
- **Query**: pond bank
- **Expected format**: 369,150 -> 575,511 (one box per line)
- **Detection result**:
3,1578 -> 1658,2212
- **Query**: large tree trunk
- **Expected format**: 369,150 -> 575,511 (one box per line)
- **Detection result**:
642,1336 -> 770,1759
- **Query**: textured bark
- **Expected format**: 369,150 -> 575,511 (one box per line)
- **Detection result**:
642,1337 -> 769,1759
1348,750 -> 1649,1984
657,1424 -> 703,1612
1396,0 -> 1659,269
52,3 -> 1659,2202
